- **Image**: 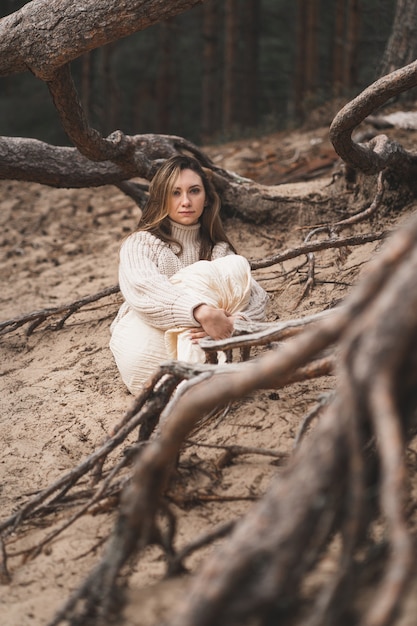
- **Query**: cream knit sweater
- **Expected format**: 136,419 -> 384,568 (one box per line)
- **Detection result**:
111,220 -> 267,332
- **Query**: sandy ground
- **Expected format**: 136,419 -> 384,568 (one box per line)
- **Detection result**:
1,124 -> 416,626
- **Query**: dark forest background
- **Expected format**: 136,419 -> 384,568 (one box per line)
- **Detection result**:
0,0 -> 396,146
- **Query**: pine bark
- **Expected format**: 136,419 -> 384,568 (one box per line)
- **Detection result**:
294,0 -> 320,117
343,0 -> 360,89
241,0 -> 260,128
379,0 -> 417,77
156,21 -> 174,134
332,0 -> 345,97
201,1 -> 220,140
223,0 -> 239,132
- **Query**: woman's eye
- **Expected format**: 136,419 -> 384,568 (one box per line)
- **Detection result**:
190,187 -> 201,194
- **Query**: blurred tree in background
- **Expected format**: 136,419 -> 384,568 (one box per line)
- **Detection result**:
0,0 -> 396,146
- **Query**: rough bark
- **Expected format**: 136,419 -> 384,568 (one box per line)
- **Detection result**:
294,0 -> 319,116
201,0 -> 220,140
304,0 -> 319,96
331,0 -> 361,97
223,0 -> 239,132
332,0 -> 345,97
379,0 -> 417,78
343,0 -> 360,89
241,0 -> 260,128
0,131 -> 338,225
0,0 -> 204,80
156,21 -> 174,134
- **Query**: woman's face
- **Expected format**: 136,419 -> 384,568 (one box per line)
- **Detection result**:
167,168 -> 206,225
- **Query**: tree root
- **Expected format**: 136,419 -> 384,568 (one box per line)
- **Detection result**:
163,216 -> 417,626
39,210 -> 417,626
330,58 -> 417,176
292,170 -> 386,308
0,345 -> 329,581
0,285 -> 120,336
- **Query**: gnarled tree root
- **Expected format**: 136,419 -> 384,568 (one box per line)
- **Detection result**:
47,212 -> 417,626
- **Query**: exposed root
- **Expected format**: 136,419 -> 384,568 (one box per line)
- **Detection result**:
39,211 -> 417,626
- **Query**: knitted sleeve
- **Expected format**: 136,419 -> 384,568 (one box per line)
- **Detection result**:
118,232 -> 203,330
212,242 -> 268,322
211,241 -> 233,260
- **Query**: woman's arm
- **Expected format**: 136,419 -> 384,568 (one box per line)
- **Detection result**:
118,232 -> 204,330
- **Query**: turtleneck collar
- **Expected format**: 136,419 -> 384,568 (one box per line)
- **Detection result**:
169,219 -> 201,242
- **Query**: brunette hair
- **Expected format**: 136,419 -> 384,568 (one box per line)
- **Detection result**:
138,155 -> 236,260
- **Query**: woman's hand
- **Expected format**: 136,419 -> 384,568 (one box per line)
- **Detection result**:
188,326 -> 209,343
193,304 -> 234,340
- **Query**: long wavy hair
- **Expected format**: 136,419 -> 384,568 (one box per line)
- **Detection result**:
138,155 -> 236,260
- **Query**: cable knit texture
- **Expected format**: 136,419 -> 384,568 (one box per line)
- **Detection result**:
111,220 -> 268,333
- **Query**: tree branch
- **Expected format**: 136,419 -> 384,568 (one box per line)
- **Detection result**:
0,0 -> 205,80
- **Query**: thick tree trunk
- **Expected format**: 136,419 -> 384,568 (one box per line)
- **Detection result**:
343,0 -> 360,90
241,0 -> 260,128
379,0 -> 417,77
201,0 -> 220,140
332,0 -> 360,97
294,0 -> 319,117
223,0 -> 239,132
156,21 -> 174,134
304,0 -> 319,96
332,0 -> 345,97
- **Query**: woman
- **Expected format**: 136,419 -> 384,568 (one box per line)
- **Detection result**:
110,155 -> 267,395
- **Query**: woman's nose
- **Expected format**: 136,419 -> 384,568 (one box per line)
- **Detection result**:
181,193 -> 191,205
